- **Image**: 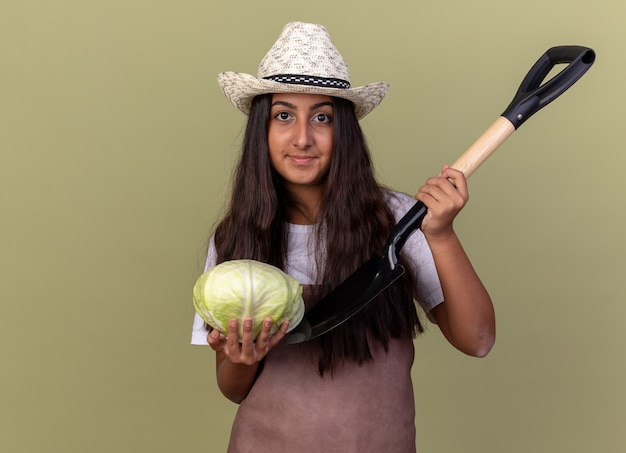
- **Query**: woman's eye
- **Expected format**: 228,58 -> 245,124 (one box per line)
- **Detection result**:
314,113 -> 331,123
276,112 -> 291,121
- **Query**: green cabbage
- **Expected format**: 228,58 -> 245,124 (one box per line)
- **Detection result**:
193,259 -> 305,339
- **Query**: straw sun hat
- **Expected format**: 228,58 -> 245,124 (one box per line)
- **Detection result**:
217,22 -> 389,119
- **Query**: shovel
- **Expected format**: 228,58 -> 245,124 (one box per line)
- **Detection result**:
286,45 -> 596,344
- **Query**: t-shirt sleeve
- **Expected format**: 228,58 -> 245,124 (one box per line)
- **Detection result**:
190,237 -> 217,345
385,191 -> 444,318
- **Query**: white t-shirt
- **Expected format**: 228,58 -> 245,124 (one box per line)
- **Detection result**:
191,191 -> 443,344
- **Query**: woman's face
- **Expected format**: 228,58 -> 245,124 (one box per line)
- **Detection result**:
268,93 -> 334,193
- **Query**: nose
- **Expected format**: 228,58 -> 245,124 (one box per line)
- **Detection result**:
292,119 -> 313,150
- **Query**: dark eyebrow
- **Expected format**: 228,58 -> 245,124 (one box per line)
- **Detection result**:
271,100 -> 297,109
270,100 -> 334,111
310,101 -> 334,111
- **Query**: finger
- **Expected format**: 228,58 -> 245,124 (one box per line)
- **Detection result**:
268,320 -> 289,348
225,319 -> 241,355
254,318 -> 274,353
424,174 -> 465,208
207,329 -> 226,351
440,167 -> 469,199
239,317 -> 255,354
416,182 -> 447,206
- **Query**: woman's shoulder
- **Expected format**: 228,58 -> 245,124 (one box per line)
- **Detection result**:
382,189 -> 416,221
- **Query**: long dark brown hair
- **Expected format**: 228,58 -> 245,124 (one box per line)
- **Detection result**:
213,94 -> 423,375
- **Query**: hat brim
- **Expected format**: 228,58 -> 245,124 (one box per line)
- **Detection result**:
217,72 -> 389,120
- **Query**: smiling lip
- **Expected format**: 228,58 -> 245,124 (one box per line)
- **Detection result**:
288,155 -> 316,165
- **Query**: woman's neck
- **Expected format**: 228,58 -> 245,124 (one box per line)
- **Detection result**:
286,185 -> 323,225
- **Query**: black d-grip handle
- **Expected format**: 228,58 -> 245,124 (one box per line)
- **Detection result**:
502,46 -> 596,129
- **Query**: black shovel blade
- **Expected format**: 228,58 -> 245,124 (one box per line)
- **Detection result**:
286,201 -> 429,345
286,257 -> 406,344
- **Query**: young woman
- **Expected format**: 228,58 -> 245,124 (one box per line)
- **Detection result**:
191,22 -> 495,452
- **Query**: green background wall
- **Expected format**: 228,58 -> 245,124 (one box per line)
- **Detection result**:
2,1 -> 624,452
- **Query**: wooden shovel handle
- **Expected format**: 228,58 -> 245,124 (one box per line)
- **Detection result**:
450,116 -> 516,178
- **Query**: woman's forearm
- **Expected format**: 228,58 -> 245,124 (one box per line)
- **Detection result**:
215,352 -> 260,403
425,229 -> 496,357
